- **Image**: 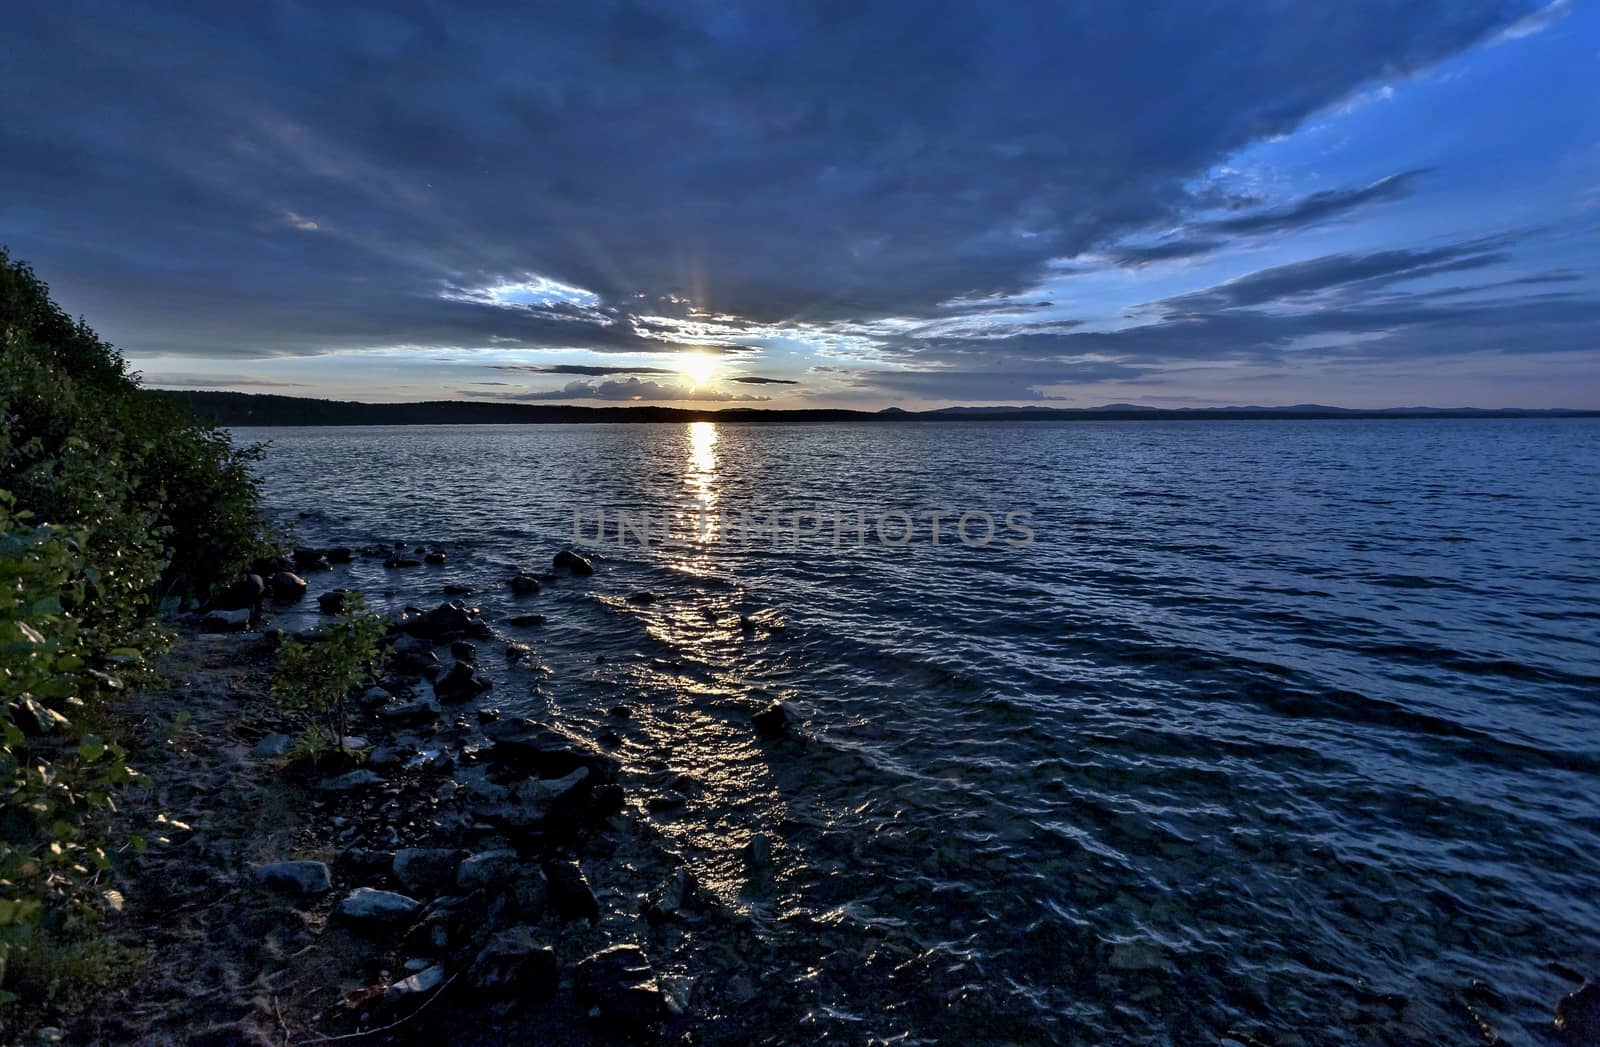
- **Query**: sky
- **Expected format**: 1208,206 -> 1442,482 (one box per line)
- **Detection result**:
2,0 -> 1597,409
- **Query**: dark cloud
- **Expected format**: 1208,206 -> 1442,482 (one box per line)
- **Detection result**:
471,377 -> 769,402
0,0 -> 1543,360
493,364 -> 677,376
138,373 -> 307,388
1198,169 -> 1430,236
1104,170 -> 1430,268
836,229 -> 1598,400
728,376 -> 800,385
1109,239 -> 1228,267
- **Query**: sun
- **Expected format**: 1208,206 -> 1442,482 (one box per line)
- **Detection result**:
678,352 -> 718,387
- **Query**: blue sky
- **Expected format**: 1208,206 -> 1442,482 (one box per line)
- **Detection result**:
2,0 -> 1596,408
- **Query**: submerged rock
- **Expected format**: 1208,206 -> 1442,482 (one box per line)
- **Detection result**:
201,607 -> 253,633
553,549 -> 594,576
483,719 -> 620,782
752,700 -> 799,738
509,571 -> 542,595
424,550 -> 447,565
252,860 -> 332,895
492,767 -> 591,830
293,547 -> 332,571
1556,982 -> 1600,1044
1109,939 -> 1169,971
645,867 -> 699,924
213,573 -> 266,612
574,944 -> 667,1032
626,591 -> 657,605
470,926 -> 557,998
317,588 -> 351,614
434,661 -> 492,703
507,613 -> 546,627
385,554 -> 423,568
543,859 -> 600,923
335,887 -> 421,928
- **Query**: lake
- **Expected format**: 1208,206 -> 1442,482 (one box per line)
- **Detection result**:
247,418 -> 1600,1044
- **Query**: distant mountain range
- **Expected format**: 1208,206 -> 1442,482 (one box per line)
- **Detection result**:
148,390 -> 1600,427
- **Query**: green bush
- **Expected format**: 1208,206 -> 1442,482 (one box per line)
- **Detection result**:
0,247 -> 276,602
271,595 -> 387,757
0,247 -> 276,1007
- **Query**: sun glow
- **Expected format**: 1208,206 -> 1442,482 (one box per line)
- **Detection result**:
678,352 -> 718,387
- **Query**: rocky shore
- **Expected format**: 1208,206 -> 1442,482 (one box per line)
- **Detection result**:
70,545 -> 802,1045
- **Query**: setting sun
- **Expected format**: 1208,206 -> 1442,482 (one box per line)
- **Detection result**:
678,352 -> 718,387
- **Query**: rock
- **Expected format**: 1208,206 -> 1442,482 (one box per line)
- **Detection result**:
319,769 -> 382,793
609,705 -> 633,718
335,887 -> 421,929
509,572 -> 542,595
368,746 -> 404,770
357,686 -> 392,709
574,944 -> 667,1032
293,547 -> 332,571
493,768 -> 591,830
213,573 -> 266,612
393,848 -> 461,896
450,640 -> 477,662
200,607 -> 252,633
424,550 -> 447,565
385,554 -> 423,568
390,646 -> 441,677
626,591 -> 657,605
504,642 -> 533,663
251,733 -> 293,758
434,661 -> 492,703
456,849 -> 523,891
269,571 -> 308,601
376,698 -> 441,726
384,963 -> 446,1006
553,549 -> 594,576
483,719 -> 621,782
325,546 -> 353,563
253,860 -> 332,895
507,868 -> 549,917
398,601 -> 492,642
744,833 -> 772,869
12,695 -> 70,734
507,613 -> 546,627
1557,983 -> 1600,1044
317,589 -> 351,614
752,700 -> 799,737
543,859 -> 600,922
470,926 -> 557,998
442,583 -> 473,595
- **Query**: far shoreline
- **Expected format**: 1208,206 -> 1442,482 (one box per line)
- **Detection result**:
149,389 -> 1600,427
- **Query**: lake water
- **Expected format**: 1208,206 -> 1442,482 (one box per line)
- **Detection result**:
247,418 -> 1600,1044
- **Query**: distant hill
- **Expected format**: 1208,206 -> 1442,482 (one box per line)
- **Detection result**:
145,390 -> 1600,427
